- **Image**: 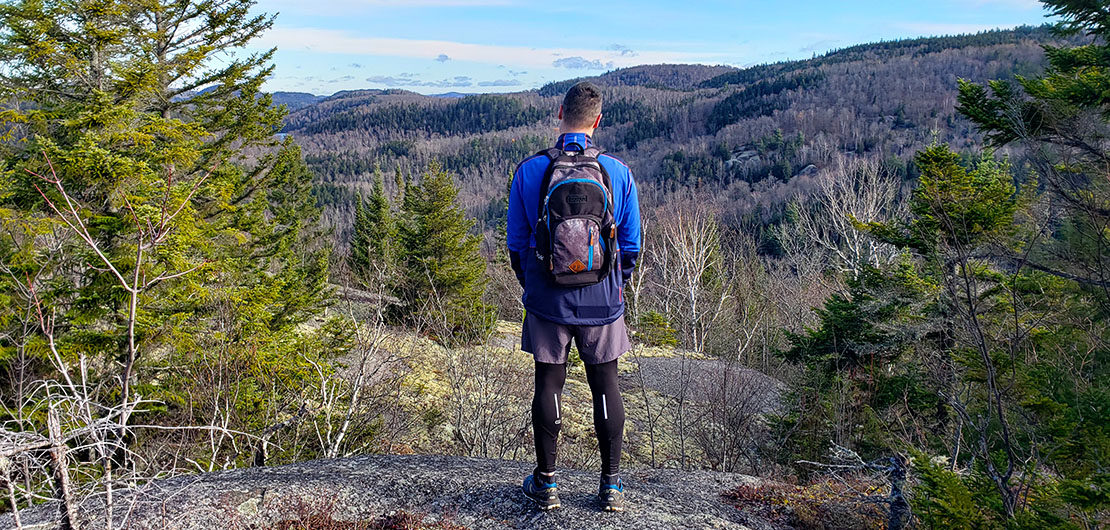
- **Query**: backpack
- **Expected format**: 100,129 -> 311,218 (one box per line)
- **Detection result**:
533,146 -> 617,287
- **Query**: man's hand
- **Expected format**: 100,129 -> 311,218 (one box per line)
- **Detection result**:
510,250 -> 526,288
620,250 -> 638,286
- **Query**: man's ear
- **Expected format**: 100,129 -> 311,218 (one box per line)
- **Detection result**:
558,105 -> 563,120
593,113 -> 602,128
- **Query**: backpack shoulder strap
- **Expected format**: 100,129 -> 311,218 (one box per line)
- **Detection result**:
536,148 -> 564,219
537,147 -> 563,161
583,146 -> 606,158
588,148 -> 614,199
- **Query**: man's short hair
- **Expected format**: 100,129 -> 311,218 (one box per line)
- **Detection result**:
562,82 -> 603,128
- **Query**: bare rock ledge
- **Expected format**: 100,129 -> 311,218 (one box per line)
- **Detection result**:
6,454 -> 781,529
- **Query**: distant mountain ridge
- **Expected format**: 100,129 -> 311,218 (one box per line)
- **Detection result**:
169,87 -> 323,111
280,24 -> 1070,238
537,25 -> 1056,94
537,63 -> 738,95
270,25 -> 1057,103
271,91 -> 325,111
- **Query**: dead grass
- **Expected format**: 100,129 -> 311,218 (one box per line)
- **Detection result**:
724,475 -> 888,530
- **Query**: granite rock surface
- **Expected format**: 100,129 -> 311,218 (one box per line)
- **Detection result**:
5,454 -> 781,529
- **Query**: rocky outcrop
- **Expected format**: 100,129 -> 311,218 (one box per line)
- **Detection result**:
6,454 -> 779,529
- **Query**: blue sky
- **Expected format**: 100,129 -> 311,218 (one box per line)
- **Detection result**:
247,0 -> 1054,95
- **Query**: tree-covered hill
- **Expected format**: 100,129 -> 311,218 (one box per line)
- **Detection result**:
272,91 -> 326,111
284,25 -> 1074,237
539,63 -> 737,94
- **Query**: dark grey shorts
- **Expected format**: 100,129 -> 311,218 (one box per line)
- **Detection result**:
521,312 -> 631,365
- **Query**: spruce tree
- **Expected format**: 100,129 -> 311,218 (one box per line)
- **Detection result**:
349,168 -> 396,289
0,0 -> 329,459
351,196 -> 372,274
952,1 -> 1110,520
397,162 -> 493,342
402,170 -> 423,213
394,167 -> 406,203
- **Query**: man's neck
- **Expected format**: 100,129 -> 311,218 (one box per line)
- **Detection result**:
558,127 -> 595,136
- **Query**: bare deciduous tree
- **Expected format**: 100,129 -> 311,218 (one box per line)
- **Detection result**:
650,201 -> 732,469
777,155 -> 906,279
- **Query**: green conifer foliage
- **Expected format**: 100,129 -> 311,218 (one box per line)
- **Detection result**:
349,168 -> 396,288
393,167 -> 405,203
786,143 -> 1106,525
344,161 -> 493,342
397,162 -> 494,343
956,0 -> 1110,299
952,5 -> 1110,521
0,0 -> 330,464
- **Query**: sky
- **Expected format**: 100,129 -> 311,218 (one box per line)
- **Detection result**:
245,0 -> 1056,96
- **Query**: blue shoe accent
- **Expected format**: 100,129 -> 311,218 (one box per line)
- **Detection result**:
524,474 -> 556,490
523,474 -> 560,510
599,477 -> 625,512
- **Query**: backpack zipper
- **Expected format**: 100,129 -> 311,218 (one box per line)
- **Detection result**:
545,179 -> 610,238
587,225 -> 595,271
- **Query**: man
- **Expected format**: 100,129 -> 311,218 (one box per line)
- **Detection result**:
506,81 -> 641,512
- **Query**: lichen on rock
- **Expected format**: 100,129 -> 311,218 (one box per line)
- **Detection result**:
5,454 -> 777,529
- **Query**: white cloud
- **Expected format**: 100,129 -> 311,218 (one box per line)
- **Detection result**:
366,74 -> 473,87
609,44 -> 637,57
478,79 -> 523,87
553,57 -> 614,70
259,27 -> 728,69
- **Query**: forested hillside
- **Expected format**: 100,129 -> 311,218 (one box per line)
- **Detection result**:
287,25 -> 1070,237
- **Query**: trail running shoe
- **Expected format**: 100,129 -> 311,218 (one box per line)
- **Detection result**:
599,478 -> 625,512
522,474 -> 560,510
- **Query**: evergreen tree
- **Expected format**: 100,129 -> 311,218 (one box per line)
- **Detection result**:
0,0 -> 329,463
394,167 -> 406,203
402,171 -> 422,213
349,168 -> 396,288
852,144 -> 1102,525
956,0 -> 1110,300
950,2 -> 1110,522
397,162 -> 493,342
351,196 -> 372,274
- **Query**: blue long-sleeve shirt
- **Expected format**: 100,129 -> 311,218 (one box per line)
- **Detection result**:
507,133 -> 641,325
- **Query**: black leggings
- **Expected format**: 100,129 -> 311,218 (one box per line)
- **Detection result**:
532,360 -> 625,478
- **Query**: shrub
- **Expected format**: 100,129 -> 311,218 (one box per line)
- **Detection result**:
636,311 -> 679,347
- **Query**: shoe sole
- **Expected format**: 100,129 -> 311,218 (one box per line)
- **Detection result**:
522,491 -> 560,510
600,493 -> 624,512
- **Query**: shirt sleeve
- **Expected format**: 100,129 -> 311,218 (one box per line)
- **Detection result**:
506,166 -> 531,253
617,169 -> 641,253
